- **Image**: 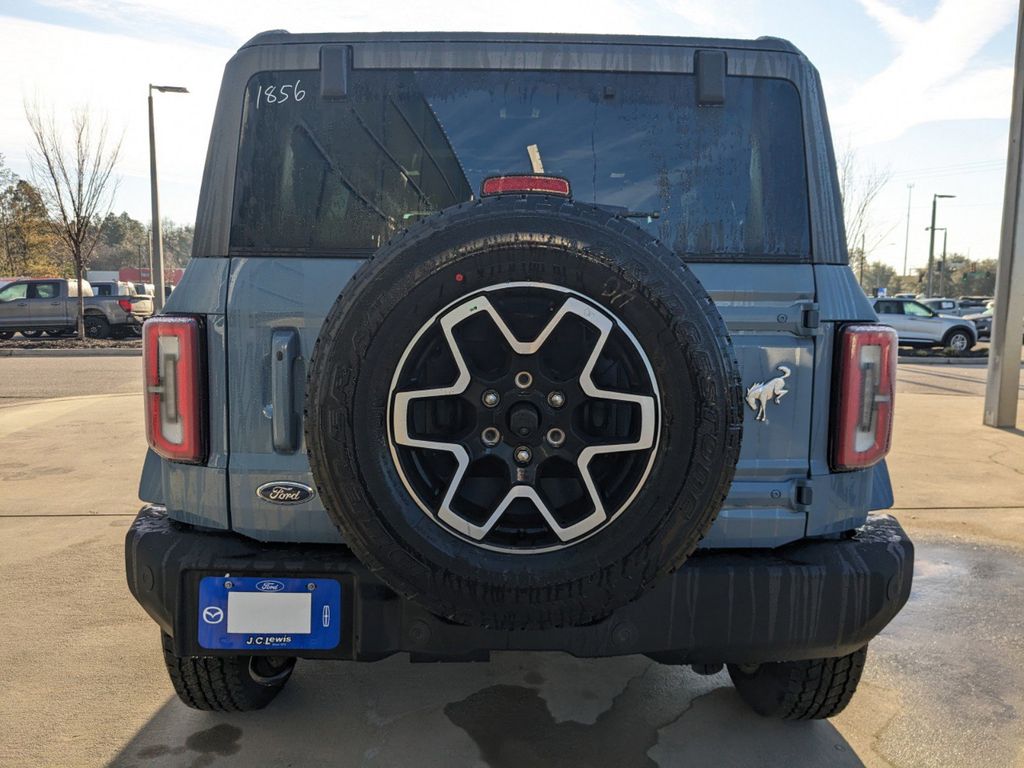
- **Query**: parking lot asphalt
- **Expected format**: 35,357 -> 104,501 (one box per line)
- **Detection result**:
0,357 -> 1022,768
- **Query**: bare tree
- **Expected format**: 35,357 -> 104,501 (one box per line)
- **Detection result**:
25,102 -> 121,340
837,144 -> 894,283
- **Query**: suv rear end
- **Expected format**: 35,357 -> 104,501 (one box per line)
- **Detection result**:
126,31 -> 912,720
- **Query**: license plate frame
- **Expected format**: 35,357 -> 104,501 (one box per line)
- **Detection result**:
197,576 -> 342,652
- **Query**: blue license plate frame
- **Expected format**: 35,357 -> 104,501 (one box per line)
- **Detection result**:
197,576 -> 342,651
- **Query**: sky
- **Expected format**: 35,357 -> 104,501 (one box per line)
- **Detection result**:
0,0 -> 1018,275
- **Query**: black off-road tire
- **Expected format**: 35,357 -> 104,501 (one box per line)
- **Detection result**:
306,195 -> 743,630
161,633 -> 295,712
728,646 -> 869,720
84,315 -> 110,339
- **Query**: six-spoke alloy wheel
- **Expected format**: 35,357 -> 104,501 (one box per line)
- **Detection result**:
388,283 -> 659,553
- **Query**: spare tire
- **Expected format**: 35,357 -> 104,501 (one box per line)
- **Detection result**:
306,195 -> 742,630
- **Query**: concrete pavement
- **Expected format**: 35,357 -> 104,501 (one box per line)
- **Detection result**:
890,363 -> 1024,548
0,357 -> 1022,767
0,357 -> 142,405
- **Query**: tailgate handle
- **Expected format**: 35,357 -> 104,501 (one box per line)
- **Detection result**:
271,329 -> 301,454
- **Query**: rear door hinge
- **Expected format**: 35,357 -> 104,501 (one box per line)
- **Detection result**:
794,480 -> 814,510
799,302 -> 820,336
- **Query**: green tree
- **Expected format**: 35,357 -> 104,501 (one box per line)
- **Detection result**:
91,211 -> 149,271
934,253 -> 997,297
0,158 -> 61,277
161,219 -> 194,270
861,261 -> 898,296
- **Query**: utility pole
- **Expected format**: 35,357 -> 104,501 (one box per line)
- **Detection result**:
926,193 -> 955,296
148,84 -> 189,311
902,183 -> 914,276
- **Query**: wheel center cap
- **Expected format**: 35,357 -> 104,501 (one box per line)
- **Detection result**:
508,401 -> 540,438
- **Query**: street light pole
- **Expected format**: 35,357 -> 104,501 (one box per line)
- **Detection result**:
926,193 -> 955,296
939,228 -> 948,297
902,183 -> 914,276
927,226 -> 949,296
148,84 -> 189,312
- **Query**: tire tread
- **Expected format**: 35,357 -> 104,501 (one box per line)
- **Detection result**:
729,646 -> 868,720
160,633 -> 287,712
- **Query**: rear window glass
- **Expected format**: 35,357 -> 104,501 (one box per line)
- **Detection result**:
231,69 -> 809,259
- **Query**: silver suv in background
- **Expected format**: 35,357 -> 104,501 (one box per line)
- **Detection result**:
873,298 -> 977,352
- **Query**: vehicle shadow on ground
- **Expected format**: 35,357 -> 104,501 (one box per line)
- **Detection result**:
107,652 -> 864,768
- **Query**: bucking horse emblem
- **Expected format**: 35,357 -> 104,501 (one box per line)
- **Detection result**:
745,365 -> 791,422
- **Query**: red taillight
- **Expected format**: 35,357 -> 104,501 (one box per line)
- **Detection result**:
143,317 -> 205,463
481,175 -> 571,197
832,324 -> 897,471
118,298 -> 133,313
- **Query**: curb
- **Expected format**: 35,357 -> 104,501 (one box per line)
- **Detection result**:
0,348 -> 142,358
898,356 -> 990,366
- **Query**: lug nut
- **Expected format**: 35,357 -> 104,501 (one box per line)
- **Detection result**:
547,391 -> 565,409
545,428 -> 566,448
514,446 -> 533,465
482,390 -> 500,408
514,371 -> 534,389
481,427 -> 501,447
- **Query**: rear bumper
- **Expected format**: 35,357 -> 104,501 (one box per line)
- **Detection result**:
125,506 -> 913,664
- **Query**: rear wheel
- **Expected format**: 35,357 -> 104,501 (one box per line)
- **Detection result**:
84,315 -> 110,339
20,330 -> 43,339
728,646 -> 868,720
0,330 -> 12,340
160,633 -> 295,712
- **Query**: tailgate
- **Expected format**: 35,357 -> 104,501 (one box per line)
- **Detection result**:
691,263 -> 816,547
223,258 -> 817,546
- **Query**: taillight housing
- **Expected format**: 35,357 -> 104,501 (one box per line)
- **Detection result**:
118,298 -> 133,313
143,316 -> 206,463
481,175 -> 571,197
832,324 -> 897,471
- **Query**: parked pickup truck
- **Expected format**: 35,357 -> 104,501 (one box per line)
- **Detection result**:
0,278 -> 153,339
126,30 -> 913,722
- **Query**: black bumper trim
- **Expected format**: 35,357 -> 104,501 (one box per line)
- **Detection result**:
125,506 -> 913,664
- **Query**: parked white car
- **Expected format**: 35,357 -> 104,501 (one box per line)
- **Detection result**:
873,298 -> 977,352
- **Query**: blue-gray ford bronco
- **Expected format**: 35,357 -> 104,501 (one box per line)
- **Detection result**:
125,31 -> 913,719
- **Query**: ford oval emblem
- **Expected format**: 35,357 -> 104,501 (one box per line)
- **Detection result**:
255,579 -> 286,593
256,481 -> 315,505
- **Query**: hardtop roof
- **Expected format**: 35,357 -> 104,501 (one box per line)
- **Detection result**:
240,30 -> 802,56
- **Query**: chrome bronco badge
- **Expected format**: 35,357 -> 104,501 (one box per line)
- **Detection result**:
745,365 -> 791,422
